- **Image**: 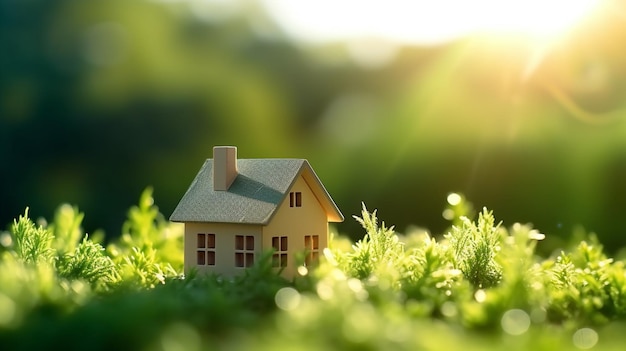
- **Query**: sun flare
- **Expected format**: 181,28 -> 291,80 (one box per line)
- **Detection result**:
262,0 -> 602,44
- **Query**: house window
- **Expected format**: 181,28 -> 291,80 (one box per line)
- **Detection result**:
272,236 -> 288,267
235,235 -> 255,268
289,192 -> 302,207
197,233 -> 216,266
304,235 -> 320,266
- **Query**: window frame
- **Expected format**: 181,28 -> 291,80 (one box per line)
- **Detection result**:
289,192 -> 302,207
235,234 -> 255,268
197,233 -> 216,266
272,235 -> 289,268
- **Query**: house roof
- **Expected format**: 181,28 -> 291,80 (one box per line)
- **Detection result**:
169,159 -> 344,224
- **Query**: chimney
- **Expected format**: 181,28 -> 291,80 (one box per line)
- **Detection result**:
213,146 -> 238,191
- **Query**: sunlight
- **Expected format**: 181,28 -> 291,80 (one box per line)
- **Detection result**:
262,0 -> 602,45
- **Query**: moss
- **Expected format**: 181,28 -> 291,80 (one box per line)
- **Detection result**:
1,191 -> 625,350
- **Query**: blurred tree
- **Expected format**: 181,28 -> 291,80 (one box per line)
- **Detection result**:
2,0 -> 626,253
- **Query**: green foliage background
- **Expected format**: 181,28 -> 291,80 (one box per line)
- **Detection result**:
2,0 -> 626,251
2,190 -> 626,350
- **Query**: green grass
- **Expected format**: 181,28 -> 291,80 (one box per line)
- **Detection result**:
1,189 -> 626,350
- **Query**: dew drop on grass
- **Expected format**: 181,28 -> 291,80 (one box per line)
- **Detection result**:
447,193 -> 462,206
573,328 -> 598,349
474,289 -> 486,303
275,287 -> 301,311
501,309 -> 530,336
297,266 -> 308,276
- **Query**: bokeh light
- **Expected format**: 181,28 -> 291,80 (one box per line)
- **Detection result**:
572,327 -> 599,349
275,287 -> 301,311
501,309 -> 531,335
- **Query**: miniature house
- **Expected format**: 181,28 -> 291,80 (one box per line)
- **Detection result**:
170,146 -> 344,277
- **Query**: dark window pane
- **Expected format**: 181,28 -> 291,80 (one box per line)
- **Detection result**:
280,253 -> 288,267
272,237 -> 279,250
295,192 -> 302,207
245,253 -> 254,267
197,234 -> 206,249
197,251 -> 206,265
246,236 -> 254,250
235,235 -> 244,250
313,235 -> 319,250
305,235 -> 311,249
235,252 -> 244,267
289,192 -> 294,207
207,251 -> 215,265
207,234 -> 215,249
281,236 -> 288,251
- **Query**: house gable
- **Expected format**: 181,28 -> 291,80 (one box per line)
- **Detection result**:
262,175 -> 329,277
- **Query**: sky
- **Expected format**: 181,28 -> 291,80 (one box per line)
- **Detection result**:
259,0 -> 603,45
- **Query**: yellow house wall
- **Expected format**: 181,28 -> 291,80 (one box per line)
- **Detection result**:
184,222 -> 262,276
183,175 -> 330,278
262,175 -> 328,277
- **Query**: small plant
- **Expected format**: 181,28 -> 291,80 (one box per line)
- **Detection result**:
446,208 -> 502,289
107,187 -> 183,288
340,203 -> 404,280
11,209 -> 55,265
57,235 -> 118,290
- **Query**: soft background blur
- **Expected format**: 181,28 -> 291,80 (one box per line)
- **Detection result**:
2,0 -> 626,253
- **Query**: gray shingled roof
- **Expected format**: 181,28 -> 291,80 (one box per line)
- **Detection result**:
169,159 -> 343,224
